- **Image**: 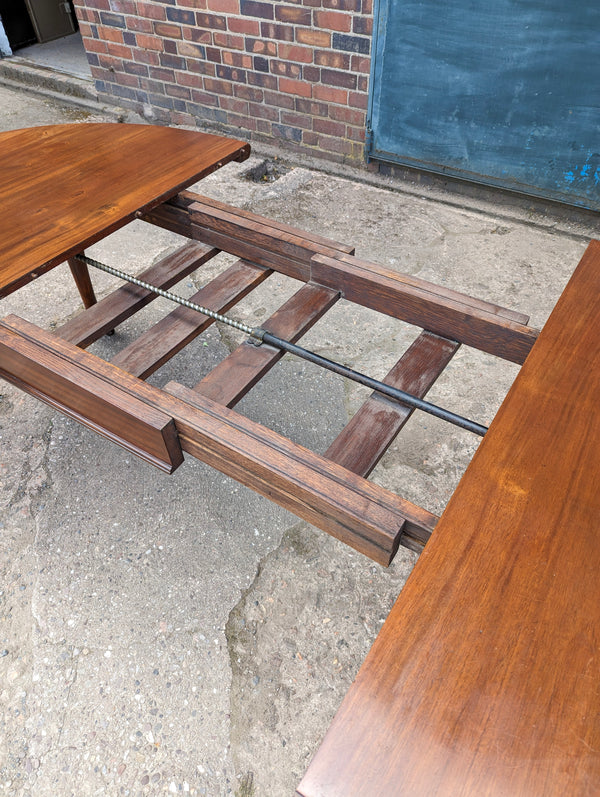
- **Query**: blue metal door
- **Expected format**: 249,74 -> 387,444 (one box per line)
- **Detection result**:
367,0 -> 600,210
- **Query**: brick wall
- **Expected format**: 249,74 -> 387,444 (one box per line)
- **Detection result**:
74,0 -> 373,164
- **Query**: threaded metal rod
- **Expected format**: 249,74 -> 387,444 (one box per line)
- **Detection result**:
79,254 -> 487,436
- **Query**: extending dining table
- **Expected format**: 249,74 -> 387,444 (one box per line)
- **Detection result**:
1,122 -> 597,795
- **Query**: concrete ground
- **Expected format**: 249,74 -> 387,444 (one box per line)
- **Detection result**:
0,84 -> 597,797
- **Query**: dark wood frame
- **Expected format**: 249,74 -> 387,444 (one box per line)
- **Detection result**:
0,190 -> 539,566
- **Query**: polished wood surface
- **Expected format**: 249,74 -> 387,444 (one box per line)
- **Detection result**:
298,239 -> 600,795
0,124 -> 249,296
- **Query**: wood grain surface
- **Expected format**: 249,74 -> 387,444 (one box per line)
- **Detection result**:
0,124 -> 249,296
298,239 -> 600,796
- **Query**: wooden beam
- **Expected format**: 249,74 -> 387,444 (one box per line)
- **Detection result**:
142,191 -> 355,281
0,315 -> 183,473
311,253 -> 538,364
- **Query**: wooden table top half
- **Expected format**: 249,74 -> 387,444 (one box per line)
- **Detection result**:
298,240 -> 600,795
0,123 -> 249,297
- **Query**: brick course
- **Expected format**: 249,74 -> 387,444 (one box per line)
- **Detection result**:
74,0 -> 373,164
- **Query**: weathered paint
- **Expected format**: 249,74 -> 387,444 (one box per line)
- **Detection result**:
367,0 -> 600,211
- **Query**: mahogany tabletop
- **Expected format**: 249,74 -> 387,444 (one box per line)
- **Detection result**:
0,123 -> 249,298
298,240 -> 600,795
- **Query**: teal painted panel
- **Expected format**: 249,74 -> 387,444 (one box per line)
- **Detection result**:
368,0 -> 600,210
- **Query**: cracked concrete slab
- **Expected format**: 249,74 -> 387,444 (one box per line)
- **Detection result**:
0,86 -> 597,796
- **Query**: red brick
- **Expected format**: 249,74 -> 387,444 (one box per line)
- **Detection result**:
213,32 -> 245,49
346,124 -> 365,142
322,0 -> 360,9
361,0 -> 372,12
256,119 -> 272,134
133,48 -> 160,64
136,2 -> 166,20
314,117 -> 345,137
229,17 -> 260,34
110,0 -> 136,12
234,84 -> 263,101
171,111 -> 198,126
264,89 -> 294,108
78,8 -> 100,23
302,130 -> 319,146
127,16 -> 153,33
216,65 -> 247,82
314,50 -> 350,69
247,71 -> 278,89
277,43 -> 313,63
358,74 -> 368,92
248,100 -> 279,120
246,38 -> 277,55
279,77 -> 311,97
220,96 -> 249,113
260,22 -> 294,41
275,5 -> 311,24
84,38 -> 108,53
78,22 -> 93,37
98,54 -> 124,70
136,33 -> 163,50
271,60 -> 301,78
149,66 -> 175,81
206,47 -> 222,62
207,0 -> 239,11
295,97 -> 328,116
313,10 -> 352,31
153,22 -> 182,38
351,54 -> 370,73
81,0 -> 110,8
318,134 -> 353,154
177,0 -> 207,8
196,12 -> 227,29
186,60 -> 216,75
353,15 -> 372,35
191,88 -> 220,104
321,67 -> 356,89
314,84 -> 347,104
223,51 -> 253,68
231,113 -> 258,131
281,111 -> 312,129
184,27 -> 211,43
348,90 -> 368,109
303,66 -> 320,82
115,71 -> 139,87
166,83 -> 192,99
176,71 -> 203,87
105,42 -> 132,59
329,104 -> 365,125
178,41 -> 207,58
296,28 -> 331,47
204,77 -> 234,95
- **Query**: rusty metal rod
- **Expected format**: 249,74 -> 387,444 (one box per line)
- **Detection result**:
79,254 -> 487,437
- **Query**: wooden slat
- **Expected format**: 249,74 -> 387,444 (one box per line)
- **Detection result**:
0,315 -> 183,474
110,260 -> 270,379
298,239 -> 600,796
311,253 -> 539,364
0,125 -> 249,297
325,331 -> 460,478
194,282 -> 339,407
142,190 -> 355,281
56,241 -> 218,348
